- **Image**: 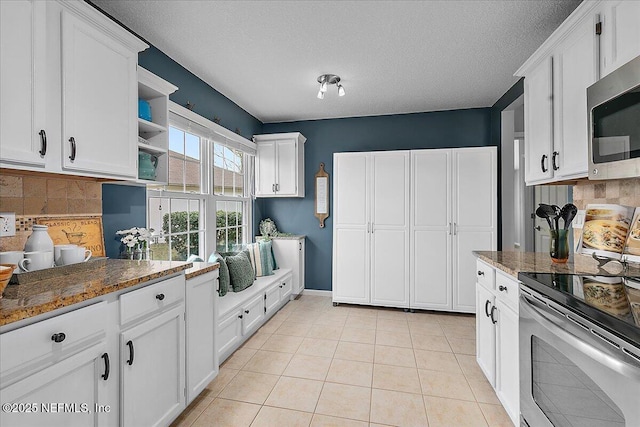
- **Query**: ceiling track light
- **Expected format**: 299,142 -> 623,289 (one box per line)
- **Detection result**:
316,74 -> 345,99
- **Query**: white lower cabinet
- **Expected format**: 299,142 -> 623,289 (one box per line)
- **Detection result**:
218,310 -> 243,360
268,237 -> 305,296
0,271 -> 217,427
475,260 -> 519,426
241,294 -> 266,335
185,271 -> 218,404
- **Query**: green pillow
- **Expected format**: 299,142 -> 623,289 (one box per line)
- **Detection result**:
246,241 -> 274,277
210,253 -> 230,297
224,251 -> 254,292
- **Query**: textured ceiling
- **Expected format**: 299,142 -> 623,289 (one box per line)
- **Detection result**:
92,0 -> 581,123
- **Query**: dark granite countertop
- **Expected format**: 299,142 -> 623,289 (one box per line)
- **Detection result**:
0,259 -> 192,327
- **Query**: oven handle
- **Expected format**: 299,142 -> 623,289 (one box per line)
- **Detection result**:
520,294 -> 640,376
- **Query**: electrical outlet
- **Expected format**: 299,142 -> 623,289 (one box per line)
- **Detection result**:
0,212 -> 16,237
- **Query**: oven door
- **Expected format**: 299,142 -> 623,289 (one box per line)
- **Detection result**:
519,289 -> 640,427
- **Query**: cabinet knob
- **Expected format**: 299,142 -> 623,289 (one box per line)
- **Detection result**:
245,309 -> 250,314
498,285 -> 507,292
477,270 -> 485,276
238,314 -> 243,319
51,332 -> 66,343
156,293 -> 165,301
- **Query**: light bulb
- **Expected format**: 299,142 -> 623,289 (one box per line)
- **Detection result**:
320,81 -> 328,93
338,84 -> 345,97
317,89 -> 324,99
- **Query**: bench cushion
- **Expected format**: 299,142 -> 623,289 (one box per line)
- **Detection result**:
218,268 -> 292,318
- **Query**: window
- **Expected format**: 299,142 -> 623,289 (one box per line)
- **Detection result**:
146,102 -> 256,261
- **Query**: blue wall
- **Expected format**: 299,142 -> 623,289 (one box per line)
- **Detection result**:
102,184 -> 147,258
261,108 -> 493,291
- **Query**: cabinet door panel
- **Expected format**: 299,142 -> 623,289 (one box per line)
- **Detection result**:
121,306 -> 185,427
411,150 -> 451,228
218,311 -> 242,361
454,230 -> 494,312
242,294 -> 265,335
0,0 -> 46,167
371,229 -> 409,307
265,285 -> 280,316
524,57 -> 554,184
61,10 -> 137,178
476,283 -> 496,386
333,228 -> 369,303
0,344 -> 106,427
276,139 -> 297,195
496,301 -> 520,425
256,141 -> 276,195
454,148 -> 496,230
186,273 -> 217,403
371,152 -> 409,227
411,229 -> 451,310
554,15 -> 597,179
601,0 -> 640,77
334,153 -> 368,227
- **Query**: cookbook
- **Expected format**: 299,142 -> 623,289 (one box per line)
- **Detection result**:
578,204 -> 640,263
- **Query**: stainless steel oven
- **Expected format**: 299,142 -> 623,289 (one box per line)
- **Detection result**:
519,277 -> 640,427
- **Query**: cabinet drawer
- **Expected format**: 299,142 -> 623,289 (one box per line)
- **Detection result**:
495,271 -> 519,312
0,302 -> 106,384
120,275 -> 185,325
476,260 -> 495,290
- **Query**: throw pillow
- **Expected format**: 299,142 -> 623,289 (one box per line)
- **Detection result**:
246,241 -> 274,277
208,253 -> 230,297
224,251 -> 254,292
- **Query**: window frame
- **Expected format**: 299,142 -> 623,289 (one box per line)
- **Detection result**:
145,102 -> 256,261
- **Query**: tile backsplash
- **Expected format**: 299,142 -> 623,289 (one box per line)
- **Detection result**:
0,170 -> 103,252
572,178 -> 640,209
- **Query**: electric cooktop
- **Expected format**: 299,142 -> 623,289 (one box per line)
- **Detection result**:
519,272 -> 640,348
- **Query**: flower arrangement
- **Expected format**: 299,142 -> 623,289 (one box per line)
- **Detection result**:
116,227 -> 154,257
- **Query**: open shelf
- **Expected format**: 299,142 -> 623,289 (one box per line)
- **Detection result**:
137,142 -> 168,156
138,117 -> 167,134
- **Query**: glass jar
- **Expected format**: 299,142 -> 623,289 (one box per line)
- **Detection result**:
550,229 -> 569,263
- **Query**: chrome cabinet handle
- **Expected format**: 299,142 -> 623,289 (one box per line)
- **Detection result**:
541,154 -> 548,173
39,130 -> 47,156
552,151 -> 559,171
69,137 -> 76,161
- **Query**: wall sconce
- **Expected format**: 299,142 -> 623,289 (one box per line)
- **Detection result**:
317,74 -> 345,99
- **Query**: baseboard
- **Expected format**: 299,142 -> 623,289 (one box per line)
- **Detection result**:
302,289 -> 332,297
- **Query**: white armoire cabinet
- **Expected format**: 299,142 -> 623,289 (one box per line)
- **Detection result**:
332,151 -> 410,308
254,132 -> 306,197
410,148 -> 497,313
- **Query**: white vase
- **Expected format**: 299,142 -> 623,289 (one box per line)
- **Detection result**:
24,225 -> 54,253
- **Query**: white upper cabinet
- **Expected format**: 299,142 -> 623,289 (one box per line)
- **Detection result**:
600,0 -> 640,77
0,0 -> 47,167
254,132 -> 306,197
0,0 -> 148,178
517,1 -> 602,185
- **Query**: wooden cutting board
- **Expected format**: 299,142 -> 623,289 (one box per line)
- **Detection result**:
36,216 -> 105,257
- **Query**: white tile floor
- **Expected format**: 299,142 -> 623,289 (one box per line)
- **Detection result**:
171,295 -> 513,427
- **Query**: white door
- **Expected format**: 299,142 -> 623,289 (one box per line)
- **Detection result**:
61,9 -> 137,178
495,300 -> 520,426
121,306 -> 185,427
0,344 -> 108,427
554,14 -> 598,179
186,273 -> 218,403
256,140 -> 276,196
218,311 -> 242,362
242,293 -> 266,335
333,153 -> 370,304
0,0 -> 47,167
476,283 -> 496,386
600,0 -> 640,77
453,148 -> 496,313
524,57 -> 554,184
410,150 -> 452,310
370,152 -> 410,307
275,139 -> 297,195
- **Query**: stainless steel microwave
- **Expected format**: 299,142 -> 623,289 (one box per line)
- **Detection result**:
588,55 -> 640,180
